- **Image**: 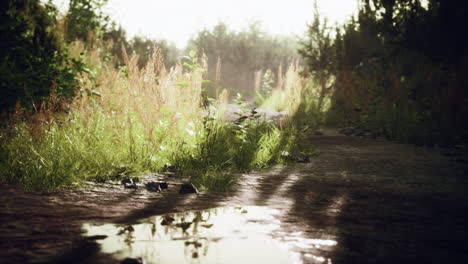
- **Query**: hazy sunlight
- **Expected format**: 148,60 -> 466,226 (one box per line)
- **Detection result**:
52,0 -> 358,47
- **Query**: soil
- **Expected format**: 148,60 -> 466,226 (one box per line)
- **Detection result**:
1,128 -> 467,264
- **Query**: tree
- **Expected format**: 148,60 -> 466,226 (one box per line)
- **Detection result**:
0,0 -> 78,112
188,22 -> 299,94
127,37 -> 178,69
300,0 -> 468,145
65,0 -> 109,42
298,2 -> 334,112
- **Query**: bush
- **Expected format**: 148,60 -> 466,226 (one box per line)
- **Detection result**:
0,0 -> 79,112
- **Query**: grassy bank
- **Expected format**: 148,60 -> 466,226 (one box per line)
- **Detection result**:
0,45 -> 299,191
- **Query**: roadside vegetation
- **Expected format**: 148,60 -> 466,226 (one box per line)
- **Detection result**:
4,0 -> 460,192
300,0 -> 468,147
0,0 -> 311,191
0,41 -> 300,191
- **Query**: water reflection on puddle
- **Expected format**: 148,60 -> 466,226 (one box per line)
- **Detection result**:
82,206 -> 336,264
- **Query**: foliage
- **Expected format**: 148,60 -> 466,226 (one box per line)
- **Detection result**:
0,0 -> 80,112
65,0 -> 110,42
0,45 -> 296,191
188,22 -> 300,96
129,37 -> 179,69
300,0 -> 468,146
298,2 -> 335,113
101,25 -> 179,70
0,1 -> 305,192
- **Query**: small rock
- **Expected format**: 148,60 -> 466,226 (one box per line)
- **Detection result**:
161,216 -> 175,225
176,222 -> 192,232
122,177 -> 137,189
340,127 -> 356,136
281,151 -> 312,163
296,153 -> 312,163
159,182 -> 169,189
124,183 -> 137,189
179,183 -> 198,194
145,181 -> 168,192
163,163 -> 176,172
121,257 -> 144,264
121,177 -> 133,185
85,235 -> 108,241
313,130 -> 324,136
145,182 -> 162,192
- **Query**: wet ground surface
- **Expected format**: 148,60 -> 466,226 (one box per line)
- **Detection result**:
1,128 -> 467,264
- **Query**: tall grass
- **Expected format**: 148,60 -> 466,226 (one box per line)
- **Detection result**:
256,63 -> 303,113
0,43 -> 296,191
255,62 -> 330,128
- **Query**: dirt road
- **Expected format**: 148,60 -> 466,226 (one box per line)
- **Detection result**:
1,128 -> 467,264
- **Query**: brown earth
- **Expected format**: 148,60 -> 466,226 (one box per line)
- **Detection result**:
1,128 -> 467,264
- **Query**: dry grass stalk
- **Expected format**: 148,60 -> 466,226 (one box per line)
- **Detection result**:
277,64 -> 284,92
282,62 -> 303,116
69,45 -> 205,144
254,70 -> 262,92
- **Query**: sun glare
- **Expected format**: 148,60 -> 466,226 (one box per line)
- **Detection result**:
52,0 -> 358,47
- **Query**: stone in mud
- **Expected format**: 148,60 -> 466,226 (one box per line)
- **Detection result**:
163,163 -> 176,172
121,257 -> 144,264
124,182 -> 138,189
176,222 -> 192,232
159,181 -> 169,189
179,183 -> 198,194
145,182 -> 162,192
121,177 -> 137,189
296,153 -> 312,163
85,235 -> 108,241
121,177 -> 132,185
281,151 -> 312,163
313,130 -> 324,136
339,127 -> 356,136
161,216 -> 175,225
145,181 -> 169,192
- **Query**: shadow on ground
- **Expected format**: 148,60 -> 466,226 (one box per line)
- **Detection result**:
1,128 -> 467,264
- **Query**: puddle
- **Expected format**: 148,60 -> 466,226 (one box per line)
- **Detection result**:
82,206 -> 336,264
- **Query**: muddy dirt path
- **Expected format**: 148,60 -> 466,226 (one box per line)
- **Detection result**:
1,128 -> 467,264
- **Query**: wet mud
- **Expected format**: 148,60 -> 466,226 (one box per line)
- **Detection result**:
1,128 -> 467,263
